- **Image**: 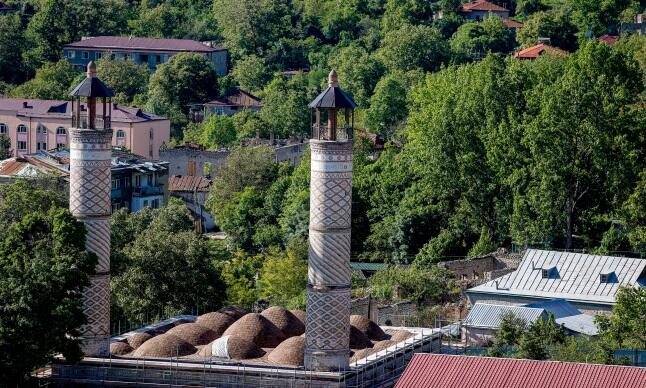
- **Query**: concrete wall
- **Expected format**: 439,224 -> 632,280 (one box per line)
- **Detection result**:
275,142 -> 308,166
463,326 -> 496,346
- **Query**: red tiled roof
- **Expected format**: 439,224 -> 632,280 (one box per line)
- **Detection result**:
502,19 -> 524,29
64,36 -> 224,53
0,98 -> 167,123
461,0 -> 508,12
168,175 -> 211,192
598,35 -> 618,45
514,43 -> 569,59
396,354 -> 646,388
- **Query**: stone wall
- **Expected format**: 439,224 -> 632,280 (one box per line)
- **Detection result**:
439,249 -> 521,285
159,147 -> 230,177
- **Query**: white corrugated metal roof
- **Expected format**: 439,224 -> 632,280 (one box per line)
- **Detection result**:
467,249 -> 646,305
524,299 -> 598,335
463,303 -> 545,329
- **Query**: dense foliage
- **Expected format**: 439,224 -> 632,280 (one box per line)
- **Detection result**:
0,180 -> 95,386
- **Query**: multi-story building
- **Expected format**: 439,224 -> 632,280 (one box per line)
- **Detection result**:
0,147 -> 169,213
0,98 -> 170,159
63,36 -> 228,76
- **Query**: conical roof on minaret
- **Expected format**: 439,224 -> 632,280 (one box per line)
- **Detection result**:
70,61 -> 114,98
308,70 -> 357,109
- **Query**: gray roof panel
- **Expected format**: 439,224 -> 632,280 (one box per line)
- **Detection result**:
468,249 -> 646,304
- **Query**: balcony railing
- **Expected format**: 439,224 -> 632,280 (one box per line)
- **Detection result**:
132,186 -> 163,197
311,124 -> 353,141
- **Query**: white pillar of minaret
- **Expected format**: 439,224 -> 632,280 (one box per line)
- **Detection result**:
69,62 -> 114,356
305,70 -> 357,371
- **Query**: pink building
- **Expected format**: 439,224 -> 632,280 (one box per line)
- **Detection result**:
0,98 -> 170,159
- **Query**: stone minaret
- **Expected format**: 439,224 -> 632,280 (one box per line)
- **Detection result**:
69,62 -> 114,356
305,70 -> 357,371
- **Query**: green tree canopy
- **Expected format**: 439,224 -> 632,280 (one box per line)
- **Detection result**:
96,58 -> 149,104
516,11 -> 578,51
11,60 -> 78,100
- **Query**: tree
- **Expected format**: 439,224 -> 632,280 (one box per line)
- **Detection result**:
515,0 -> 547,16
258,75 -> 311,138
0,178 -> 68,232
212,0 -> 293,59
0,209 -> 96,386
622,170 -> 646,252
231,55 -> 271,93
365,72 -> 409,137
207,145 -> 278,211
450,17 -> 514,63
257,243 -> 308,308
24,0 -> 129,68
96,58 -> 149,103
596,287 -> 646,348
381,0 -> 435,33
516,314 -> 566,360
111,202 -> 224,322
0,135 -> 12,160
11,60 -> 78,100
219,187 -> 265,250
378,24 -> 449,72
0,14 -> 27,84
366,265 -> 455,304
129,4 -> 187,39
494,311 -> 528,346
517,11 -> 578,52
200,114 -> 237,149
330,45 -> 384,108
147,53 -> 218,129
515,42 -> 641,249
220,250 -> 264,307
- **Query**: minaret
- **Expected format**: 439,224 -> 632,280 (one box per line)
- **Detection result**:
305,70 -> 356,371
69,62 -> 114,356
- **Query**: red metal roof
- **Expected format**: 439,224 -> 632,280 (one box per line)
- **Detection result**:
502,19 -> 524,29
168,175 -> 211,192
514,43 -> 569,59
461,0 -> 508,12
599,35 -> 618,45
64,36 -> 224,53
395,354 -> 646,388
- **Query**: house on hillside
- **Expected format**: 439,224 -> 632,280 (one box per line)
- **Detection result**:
202,88 -> 263,117
63,36 -> 228,75
459,0 -> 509,20
0,98 -> 170,159
514,43 -> 569,59
466,249 -> 646,315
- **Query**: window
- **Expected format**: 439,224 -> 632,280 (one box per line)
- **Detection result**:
135,175 -> 141,187
37,142 -> 47,150
37,124 -> 47,134
96,52 -> 103,59
149,143 -> 153,157
82,51 -> 89,59
16,124 -> 27,133
56,127 -> 66,135
66,51 -> 75,59
143,200 -> 149,207
600,274 -> 609,283
112,178 -> 121,189
124,53 -> 130,60
17,141 -> 26,150
147,174 -> 153,186
0,123 -> 6,134
140,54 -> 149,62
56,143 -> 66,149
156,55 -> 161,63
116,130 -> 125,138
152,199 -> 160,209
542,269 -> 550,279
149,128 -> 154,140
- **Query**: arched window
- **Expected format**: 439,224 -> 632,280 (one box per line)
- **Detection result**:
37,124 -> 47,134
17,124 -> 27,133
149,128 -> 154,140
116,130 -> 125,138
56,127 -> 66,135
0,123 -> 6,134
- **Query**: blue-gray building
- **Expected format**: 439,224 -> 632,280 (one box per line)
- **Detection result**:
63,36 -> 228,76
